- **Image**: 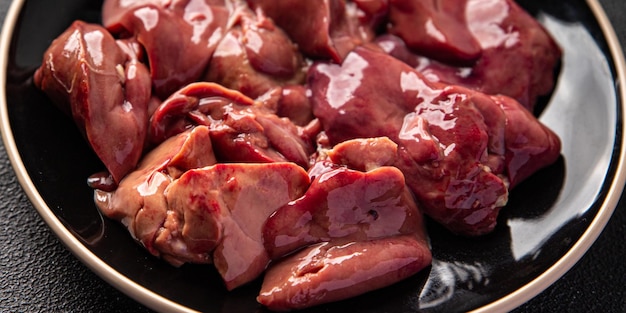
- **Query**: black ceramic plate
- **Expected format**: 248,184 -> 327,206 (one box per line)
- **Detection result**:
1,0 -> 625,312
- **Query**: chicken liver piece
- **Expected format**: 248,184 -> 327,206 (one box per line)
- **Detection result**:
309,47 -> 561,236
150,82 -> 314,168
204,5 -> 306,99
263,165 -> 423,260
34,21 -> 151,183
165,162 -> 310,289
94,126 -> 217,265
257,235 -> 432,311
381,0 -> 562,110
103,0 -> 230,98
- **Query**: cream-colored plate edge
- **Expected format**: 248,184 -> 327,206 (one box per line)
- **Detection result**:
470,0 -> 626,312
0,1 -> 199,312
0,1 -> 623,313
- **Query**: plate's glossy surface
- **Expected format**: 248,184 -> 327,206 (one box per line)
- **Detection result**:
1,0 -> 624,312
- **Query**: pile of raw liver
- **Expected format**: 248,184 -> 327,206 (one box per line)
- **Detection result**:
33,0 -> 562,310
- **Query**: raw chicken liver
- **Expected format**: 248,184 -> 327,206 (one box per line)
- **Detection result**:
205,5 -> 306,99
32,0 -> 565,310
381,0 -> 562,110
258,235 -> 432,311
149,82 -> 314,168
309,47 -> 561,235
166,162 -> 309,289
94,126 -> 217,265
263,165 -> 422,259
34,21 -> 151,183
246,0 -> 363,62
103,0 -> 230,98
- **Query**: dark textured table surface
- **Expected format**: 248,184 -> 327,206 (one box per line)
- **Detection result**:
1,1 -> 625,312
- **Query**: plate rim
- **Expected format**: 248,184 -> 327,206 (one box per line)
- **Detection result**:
0,1 -> 198,312
1,1 -> 624,313
470,1 -> 626,311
